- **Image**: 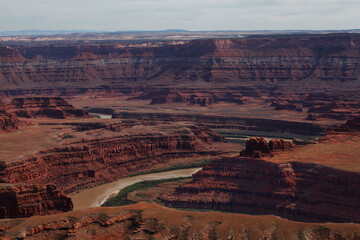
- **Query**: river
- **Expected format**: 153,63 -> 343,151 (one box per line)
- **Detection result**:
71,167 -> 201,210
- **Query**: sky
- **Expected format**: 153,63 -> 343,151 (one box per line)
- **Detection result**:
0,0 -> 359,31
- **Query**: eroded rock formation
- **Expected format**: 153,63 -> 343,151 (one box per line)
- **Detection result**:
1,203 -> 359,240
0,106 -> 20,133
134,89 -> 245,106
0,183 -> 73,219
271,101 -> 302,112
240,137 -> 294,157
329,118 -> 360,133
0,123 -> 224,194
0,34 -> 359,91
161,157 -> 360,223
8,97 -> 90,119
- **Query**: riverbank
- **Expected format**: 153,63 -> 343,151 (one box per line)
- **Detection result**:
71,167 -> 201,210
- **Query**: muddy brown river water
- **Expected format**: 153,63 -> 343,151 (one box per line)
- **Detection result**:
71,168 -> 201,210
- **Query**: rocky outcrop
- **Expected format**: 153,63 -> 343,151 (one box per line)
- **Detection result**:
134,89 -> 245,106
303,93 -> 360,120
8,97 -> 90,119
271,101 -> 302,112
0,109 -> 20,133
240,137 -> 294,157
0,183 -> 73,219
1,203 -> 360,240
0,34 -> 360,90
162,157 -> 360,223
331,118 -> 360,132
0,124 -> 224,194
0,46 -> 27,63
324,118 -> 360,137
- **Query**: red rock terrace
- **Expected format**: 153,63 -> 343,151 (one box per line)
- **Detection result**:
0,109 -> 19,133
161,157 -> 360,223
0,123 -> 225,196
7,97 -> 90,119
0,183 -> 73,219
240,137 -> 294,158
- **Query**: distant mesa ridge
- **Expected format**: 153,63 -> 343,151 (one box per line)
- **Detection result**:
0,34 -> 360,90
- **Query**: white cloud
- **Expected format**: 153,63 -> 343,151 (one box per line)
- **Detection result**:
0,0 -> 359,31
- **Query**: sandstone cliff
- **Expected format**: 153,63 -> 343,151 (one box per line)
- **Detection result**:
7,97 -> 90,119
162,157 -> 360,223
240,137 -> 294,157
0,109 -> 20,133
0,123 -> 224,194
134,88 -> 245,106
0,34 -> 359,90
0,183 -> 73,219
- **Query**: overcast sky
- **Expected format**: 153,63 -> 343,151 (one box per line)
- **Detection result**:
0,0 -> 359,31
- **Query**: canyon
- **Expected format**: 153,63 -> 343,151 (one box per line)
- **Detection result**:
0,32 -> 359,238
0,121 -> 226,195
161,156 -> 360,223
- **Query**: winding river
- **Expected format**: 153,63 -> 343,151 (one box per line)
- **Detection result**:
71,167 -> 201,210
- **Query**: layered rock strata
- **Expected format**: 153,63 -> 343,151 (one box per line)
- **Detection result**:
271,101 -> 302,112
0,100 -> 20,133
134,89 -> 245,106
240,137 -> 294,158
0,109 -> 19,133
7,97 -> 90,119
319,118 -> 360,142
0,183 -> 73,219
328,118 -> 360,133
0,124 -> 224,194
161,157 -> 360,223
1,34 -> 360,90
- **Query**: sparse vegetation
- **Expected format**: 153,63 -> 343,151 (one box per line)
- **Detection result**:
128,159 -> 211,177
101,177 -> 191,207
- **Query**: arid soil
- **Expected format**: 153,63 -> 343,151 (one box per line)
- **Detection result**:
1,202 -> 360,240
